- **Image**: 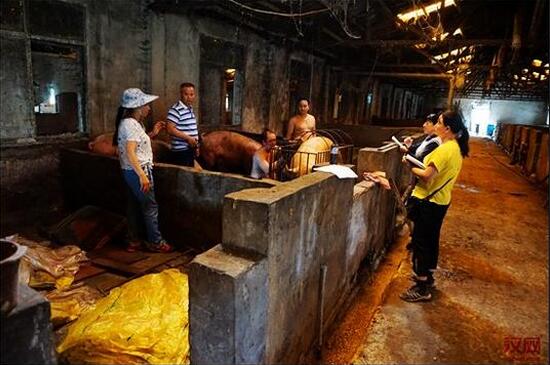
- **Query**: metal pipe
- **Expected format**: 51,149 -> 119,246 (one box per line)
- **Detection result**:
317,265 -> 328,356
346,71 -> 453,79
350,38 -> 509,47
372,0 -> 447,71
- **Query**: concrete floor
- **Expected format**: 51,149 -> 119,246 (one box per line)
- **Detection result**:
324,137 -> 548,364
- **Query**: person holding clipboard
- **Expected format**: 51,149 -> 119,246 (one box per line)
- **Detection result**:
395,112 -> 442,162
399,111 -> 470,302
393,113 -> 442,247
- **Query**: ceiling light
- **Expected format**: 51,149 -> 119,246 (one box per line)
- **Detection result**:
544,63 -> 549,68
513,75 -> 518,80
434,32 -> 449,42
533,71 -> 540,78
541,75 -> 547,81
521,76 -> 527,81
397,0 -> 456,23
433,46 -> 468,60
522,69 -> 529,74
532,59 -> 542,67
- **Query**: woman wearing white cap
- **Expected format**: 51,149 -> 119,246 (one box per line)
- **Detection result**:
112,88 -> 173,253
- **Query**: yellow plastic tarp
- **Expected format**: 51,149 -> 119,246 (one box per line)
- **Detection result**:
45,284 -> 102,328
57,269 -> 189,364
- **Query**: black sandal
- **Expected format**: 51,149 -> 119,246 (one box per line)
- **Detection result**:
400,284 -> 432,302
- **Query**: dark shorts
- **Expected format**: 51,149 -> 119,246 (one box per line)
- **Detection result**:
171,149 -> 195,167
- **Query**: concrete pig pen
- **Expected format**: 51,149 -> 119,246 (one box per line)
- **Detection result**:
59,143 -> 407,364
59,148 -> 278,250
189,144 -> 407,364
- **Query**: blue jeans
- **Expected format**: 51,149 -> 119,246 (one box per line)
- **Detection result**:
122,165 -> 163,244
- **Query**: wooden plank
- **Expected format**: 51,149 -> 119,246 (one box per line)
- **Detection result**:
74,263 -> 106,282
162,252 -> 195,268
84,272 -> 127,295
535,132 -> 549,182
131,251 -> 184,272
88,245 -> 148,264
525,129 -> 541,175
90,257 -> 145,276
90,250 -> 192,276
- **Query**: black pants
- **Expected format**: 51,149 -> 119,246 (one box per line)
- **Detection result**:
409,197 -> 449,279
171,149 -> 194,167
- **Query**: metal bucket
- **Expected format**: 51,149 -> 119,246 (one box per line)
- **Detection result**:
1,239 -> 27,314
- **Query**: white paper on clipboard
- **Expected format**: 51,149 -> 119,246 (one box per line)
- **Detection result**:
313,165 -> 358,179
392,136 -> 407,150
405,154 -> 426,169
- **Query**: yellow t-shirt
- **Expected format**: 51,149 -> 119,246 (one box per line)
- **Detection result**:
412,139 -> 463,205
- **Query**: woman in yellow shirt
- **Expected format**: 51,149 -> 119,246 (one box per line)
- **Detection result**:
400,111 -> 470,302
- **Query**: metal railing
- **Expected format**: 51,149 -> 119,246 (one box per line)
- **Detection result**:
268,129 -> 354,181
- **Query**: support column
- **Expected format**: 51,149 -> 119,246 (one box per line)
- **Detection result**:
188,245 -> 268,365
447,77 -> 455,109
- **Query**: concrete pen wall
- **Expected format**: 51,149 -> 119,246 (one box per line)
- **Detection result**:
189,141 -> 407,364
59,148 -> 278,250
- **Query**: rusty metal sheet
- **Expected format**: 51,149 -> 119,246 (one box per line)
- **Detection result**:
49,206 -> 126,251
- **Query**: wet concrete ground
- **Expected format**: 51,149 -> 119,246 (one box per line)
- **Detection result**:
324,138 -> 548,364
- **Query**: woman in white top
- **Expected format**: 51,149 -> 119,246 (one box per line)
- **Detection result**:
112,88 -> 173,253
401,113 -> 442,160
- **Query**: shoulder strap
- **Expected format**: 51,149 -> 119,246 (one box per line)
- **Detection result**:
423,178 -> 453,201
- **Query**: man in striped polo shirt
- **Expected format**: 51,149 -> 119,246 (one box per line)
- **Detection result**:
166,82 -> 199,166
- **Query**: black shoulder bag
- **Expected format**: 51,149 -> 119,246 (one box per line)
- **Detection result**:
405,178 -> 452,221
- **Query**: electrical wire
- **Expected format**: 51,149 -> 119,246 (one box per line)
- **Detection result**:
289,0 -> 304,37
227,0 -> 329,17
321,0 -> 362,39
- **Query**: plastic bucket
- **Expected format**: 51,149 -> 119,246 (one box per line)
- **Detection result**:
1,240 -> 27,314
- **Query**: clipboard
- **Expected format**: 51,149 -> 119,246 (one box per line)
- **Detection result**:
404,154 -> 426,169
392,136 -> 407,150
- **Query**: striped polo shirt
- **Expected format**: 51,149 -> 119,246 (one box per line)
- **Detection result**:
167,100 -> 199,151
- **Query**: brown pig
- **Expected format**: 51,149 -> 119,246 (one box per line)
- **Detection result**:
198,131 -> 261,175
88,133 -> 117,156
88,132 -> 171,163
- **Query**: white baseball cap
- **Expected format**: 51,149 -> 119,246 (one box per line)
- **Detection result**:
120,88 -> 158,108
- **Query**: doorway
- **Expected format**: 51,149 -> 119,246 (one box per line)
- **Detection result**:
470,102 -> 493,137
